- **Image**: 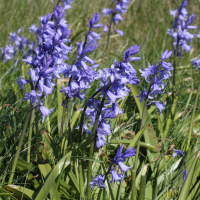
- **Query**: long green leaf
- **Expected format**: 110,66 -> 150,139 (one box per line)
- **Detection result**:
128,84 -> 159,164
3,185 -> 35,200
178,152 -> 200,200
38,164 -> 60,200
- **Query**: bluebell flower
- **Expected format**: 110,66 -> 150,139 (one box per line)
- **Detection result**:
23,90 -> 41,105
89,12 -> 102,28
137,89 -> 148,103
191,58 -> 200,69
173,149 -> 185,157
9,28 -> 22,46
89,175 -> 106,189
167,1 -> 196,57
137,50 -> 172,115
115,30 -> 123,36
197,31 -> 200,38
106,145 -> 136,180
102,0 -> 130,38
109,169 -> 125,183
16,76 -> 29,90
0,45 -> 15,61
148,101 -> 166,116
170,1 -> 188,25
183,169 -> 187,181
103,24 -> 109,32
38,80 -> 53,97
62,0 -> 74,10
102,8 -> 113,17
108,146 -> 136,183
40,106 -> 54,122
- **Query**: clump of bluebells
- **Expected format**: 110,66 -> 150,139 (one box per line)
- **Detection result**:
84,45 -> 141,148
0,28 -> 34,62
167,0 -> 196,57
17,1 -> 74,121
2,0 -> 197,198
137,50 -> 173,115
103,0 -> 131,37
60,12 -> 102,102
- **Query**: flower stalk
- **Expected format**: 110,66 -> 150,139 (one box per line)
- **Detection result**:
8,104 -> 32,184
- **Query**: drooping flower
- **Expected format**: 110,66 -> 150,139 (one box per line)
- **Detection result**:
191,58 -> 200,69
23,90 -> 41,105
40,106 -> 54,122
183,169 -> 187,181
16,76 -> 29,90
172,149 -> 185,157
109,169 -> 125,183
88,175 -> 106,189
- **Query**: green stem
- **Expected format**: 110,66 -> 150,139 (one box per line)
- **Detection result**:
134,140 -> 140,172
106,12 -> 114,49
87,91 -> 107,199
186,81 -> 200,151
60,99 -> 67,158
78,86 -> 107,141
172,38 -> 179,103
27,109 -> 35,163
57,79 -> 64,134
131,170 -> 136,200
78,159 -> 84,199
45,97 -> 51,133
8,104 -> 32,184
35,108 -> 39,154
61,99 -> 67,140
67,99 -> 73,148
160,114 -> 168,188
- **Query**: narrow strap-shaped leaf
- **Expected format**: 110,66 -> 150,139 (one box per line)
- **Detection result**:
38,164 -> 60,200
178,152 -> 200,200
186,81 -> 200,151
3,185 -> 35,200
128,84 -> 159,164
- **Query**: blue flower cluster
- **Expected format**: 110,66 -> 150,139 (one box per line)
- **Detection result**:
89,145 -> 136,189
0,28 -> 34,62
84,45 -> 140,148
60,12 -> 102,102
137,50 -> 173,115
167,1 -> 196,57
103,0 -> 130,37
17,2 -> 73,122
